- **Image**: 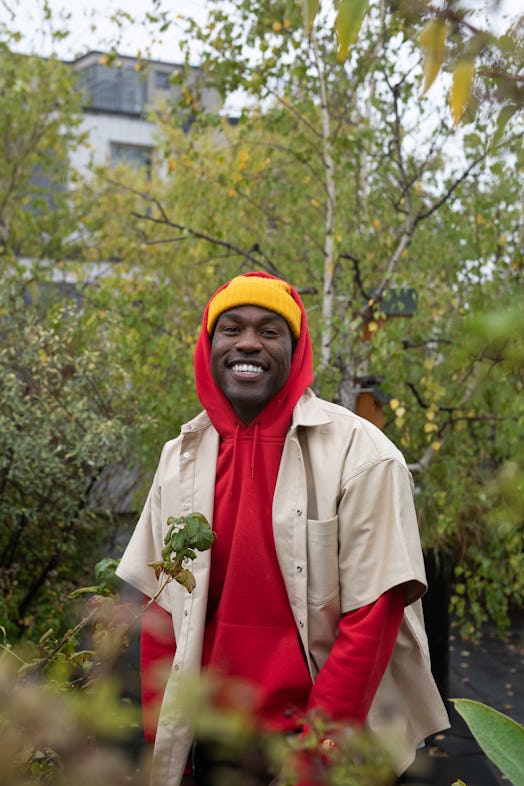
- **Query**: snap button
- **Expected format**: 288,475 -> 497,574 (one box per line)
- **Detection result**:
298,620 -> 304,628
296,565 -> 303,573
183,451 -> 190,459
297,509 -> 302,516
173,664 -> 180,671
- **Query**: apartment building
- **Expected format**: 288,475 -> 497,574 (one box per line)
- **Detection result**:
67,50 -> 221,175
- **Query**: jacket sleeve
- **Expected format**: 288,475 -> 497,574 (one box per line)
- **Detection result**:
337,458 -> 427,612
116,465 -> 171,611
306,585 -> 405,724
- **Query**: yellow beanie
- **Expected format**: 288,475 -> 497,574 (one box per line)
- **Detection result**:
207,275 -> 301,339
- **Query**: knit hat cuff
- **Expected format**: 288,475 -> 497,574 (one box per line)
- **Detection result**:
207,275 -> 301,339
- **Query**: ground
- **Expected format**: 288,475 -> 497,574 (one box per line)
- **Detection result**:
407,610 -> 524,786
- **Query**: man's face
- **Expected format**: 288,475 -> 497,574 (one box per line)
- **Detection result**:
210,305 -> 294,424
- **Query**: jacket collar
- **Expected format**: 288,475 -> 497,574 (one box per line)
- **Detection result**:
291,388 -> 332,429
181,388 -> 331,436
180,409 -> 213,434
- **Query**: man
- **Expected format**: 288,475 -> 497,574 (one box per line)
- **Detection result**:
117,272 -> 449,786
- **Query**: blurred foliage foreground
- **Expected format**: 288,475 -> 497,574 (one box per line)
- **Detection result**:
0,522 -> 398,786
1,518 -> 523,786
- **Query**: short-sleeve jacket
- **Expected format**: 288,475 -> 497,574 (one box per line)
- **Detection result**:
117,389 -> 449,785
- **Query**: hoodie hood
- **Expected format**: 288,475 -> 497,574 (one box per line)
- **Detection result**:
194,271 -> 313,438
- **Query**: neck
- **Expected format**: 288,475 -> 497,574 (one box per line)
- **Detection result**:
232,405 -> 260,426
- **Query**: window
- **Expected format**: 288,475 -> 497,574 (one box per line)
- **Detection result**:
77,63 -> 147,114
155,70 -> 171,90
110,143 -> 153,177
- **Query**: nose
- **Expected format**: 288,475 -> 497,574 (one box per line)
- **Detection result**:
235,327 -> 261,352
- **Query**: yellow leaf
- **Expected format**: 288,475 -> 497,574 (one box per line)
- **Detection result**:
431,441 -> 442,452
390,399 -> 400,411
419,19 -> 448,94
424,422 -> 437,433
395,407 -> 406,419
335,0 -> 369,64
302,0 -> 320,33
272,21 -> 282,32
450,59 -> 475,125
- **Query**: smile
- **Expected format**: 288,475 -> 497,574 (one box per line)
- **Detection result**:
230,363 -> 265,375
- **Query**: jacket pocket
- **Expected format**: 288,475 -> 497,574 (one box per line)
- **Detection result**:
306,515 -> 339,605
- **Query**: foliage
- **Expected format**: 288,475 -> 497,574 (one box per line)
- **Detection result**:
2,0 -> 522,646
304,0 -> 524,128
0,43 -> 86,265
0,275 -> 131,642
452,699 -> 524,786
380,298 -> 524,636
88,0 -> 523,637
0,621 -> 146,786
1,522 -> 396,786
149,512 -> 216,593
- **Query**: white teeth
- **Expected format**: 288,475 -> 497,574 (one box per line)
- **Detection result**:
232,363 -> 263,374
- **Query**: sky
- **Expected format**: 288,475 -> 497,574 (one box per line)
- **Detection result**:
3,0 -> 523,65
3,0 -> 210,63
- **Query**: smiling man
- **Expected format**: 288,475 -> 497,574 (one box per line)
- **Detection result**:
116,272 -> 449,786
209,302 -> 294,424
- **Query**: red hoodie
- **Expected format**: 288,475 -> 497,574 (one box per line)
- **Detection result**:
194,272 -> 315,731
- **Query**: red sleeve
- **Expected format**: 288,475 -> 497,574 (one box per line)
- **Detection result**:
306,585 -> 405,725
140,599 -> 177,743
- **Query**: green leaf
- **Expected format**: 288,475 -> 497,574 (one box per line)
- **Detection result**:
334,0 -> 369,64
493,103 -> 519,145
419,19 -> 448,94
94,557 -> 121,595
452,699 -> 524,786
302,0 -> 320,33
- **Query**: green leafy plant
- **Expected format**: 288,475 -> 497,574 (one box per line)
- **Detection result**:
149,512 -> 216,594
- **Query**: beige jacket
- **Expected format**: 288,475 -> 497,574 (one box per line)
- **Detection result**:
117,389 -> 449,784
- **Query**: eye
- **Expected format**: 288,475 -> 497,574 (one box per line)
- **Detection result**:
221,325 -> 240,335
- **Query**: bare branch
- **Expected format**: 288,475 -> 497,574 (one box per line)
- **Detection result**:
340,252 -> 372,301
416,153 -> 487,221
407,446 -> 435,473
131,208 -> 278,272
103,177 -> 279,273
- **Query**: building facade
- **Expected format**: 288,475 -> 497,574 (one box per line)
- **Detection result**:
67,51 -> 220,176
